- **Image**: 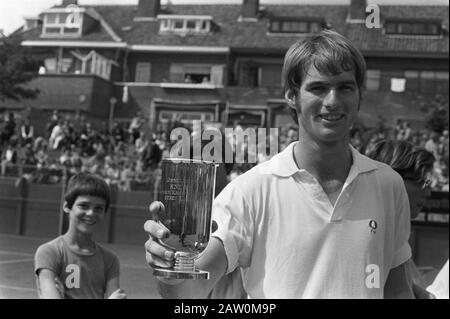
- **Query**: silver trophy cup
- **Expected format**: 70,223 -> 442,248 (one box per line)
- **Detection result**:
153,158 -> 218,279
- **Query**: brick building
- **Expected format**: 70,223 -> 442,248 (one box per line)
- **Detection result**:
1,0 -> 448,135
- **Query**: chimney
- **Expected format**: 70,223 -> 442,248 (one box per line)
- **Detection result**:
241,0 -> 259,21
136,0 -> 160,19
61,0 -> 78,6
348,0 -> 367,21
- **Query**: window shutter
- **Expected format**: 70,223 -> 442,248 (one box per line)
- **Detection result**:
170,64 -> 185,82
366,70 -> 381,91
260,64 -> 282,87
135,62 -> 151,82
211,65 -> 225,86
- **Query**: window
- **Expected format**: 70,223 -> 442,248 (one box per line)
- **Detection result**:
404,70 -> 449,94
46,13 -> 58,24
269,18 -> 324,34
405,70 -> 419,91
186,20 -> 196,30
420,71 -> 435,94
42,11 -> 82,37
239,62 -> 283,88
390,78 -> 406,93
168,64 -> 224,85
159,111 -> 214,124
366,70 -> 381,91
248,66 -> 260,87
24,19 -> 40,31
44,58 -> 57,73
385,20 -> 442,36
160,19 -> 169,31
260,64 -> 282,88
200,20 -> 209,31
174,20 -> 184,30
158,15 -> 212,34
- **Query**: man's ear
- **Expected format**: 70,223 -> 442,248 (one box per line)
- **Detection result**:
63,201 -> 70,214
284,90 -> 297,109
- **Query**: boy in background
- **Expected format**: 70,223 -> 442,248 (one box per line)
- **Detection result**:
34,172 -> 126,299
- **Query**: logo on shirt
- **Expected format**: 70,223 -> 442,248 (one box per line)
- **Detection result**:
369,220 -> 377,234
65,264 -> 80,289
365,264 -> 380,289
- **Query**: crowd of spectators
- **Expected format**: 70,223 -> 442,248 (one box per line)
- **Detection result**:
229,119 -> 449,192
349,119 -> 449,191
0,110 -> 448,192
0,110 -> 163,191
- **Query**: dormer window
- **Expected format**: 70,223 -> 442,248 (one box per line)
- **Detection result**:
158,15 -> 213,35
269,18 -> 325,34
24,17 -> 41,31
41,8 -> 84,37
384,19 -> 442,36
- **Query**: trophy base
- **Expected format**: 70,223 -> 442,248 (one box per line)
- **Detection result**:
153,268 -> 210,280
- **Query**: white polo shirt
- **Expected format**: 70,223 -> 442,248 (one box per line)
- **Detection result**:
212,142 -> 411,298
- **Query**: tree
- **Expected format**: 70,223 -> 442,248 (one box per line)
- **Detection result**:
0,34 -> 39,101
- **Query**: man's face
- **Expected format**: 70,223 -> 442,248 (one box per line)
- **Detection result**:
288,65 -> 360,144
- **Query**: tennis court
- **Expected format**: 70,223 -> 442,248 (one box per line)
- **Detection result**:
0,233 -> 160,299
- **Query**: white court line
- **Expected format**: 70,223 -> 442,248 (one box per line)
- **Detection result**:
0,258 -> 34,265
0,284 -> 36,292
0,250 -> 34,257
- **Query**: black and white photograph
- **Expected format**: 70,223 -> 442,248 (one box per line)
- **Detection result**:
0,0 -> 448,303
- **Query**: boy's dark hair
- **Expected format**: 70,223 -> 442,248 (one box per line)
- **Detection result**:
365,140 -> 435,183
64,172 -> 111,211
282,29 -> 367,124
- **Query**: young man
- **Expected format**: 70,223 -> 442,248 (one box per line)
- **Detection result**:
144,30 -> 414,298
34,172 -> 126,299
366,140 -> 436,298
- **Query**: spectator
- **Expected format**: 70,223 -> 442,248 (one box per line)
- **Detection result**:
128,112 -> 144,144
1,112 -> 16,147
403,121 -> 412,141
59,149 -> 71,167
45,110 -> 60,138
111,122 -> 126,145
135,131 -> 148,156
35,145 -> 49,167
22,143 -> 37,166
425,132 -> 440,158
69,150 -> 83,174
1,142 -> 18,176
395,119 -> 404,141
119,162 -> 133,192
105,161 -> 120,189
366,140 -> 436,299
20,118 -> 34,146
143,137 -> 162,170
49,120 -> 64,150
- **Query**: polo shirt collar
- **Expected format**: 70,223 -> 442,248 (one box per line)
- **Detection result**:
269,142 -> 299,177
349,144 -> 378,174
270,141 -> 378,177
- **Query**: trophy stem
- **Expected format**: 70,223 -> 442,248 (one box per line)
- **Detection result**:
173,252 -> 196,272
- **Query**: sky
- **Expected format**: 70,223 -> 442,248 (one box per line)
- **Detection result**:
0,0 -> 448,35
